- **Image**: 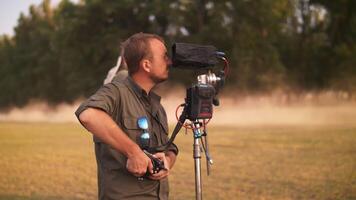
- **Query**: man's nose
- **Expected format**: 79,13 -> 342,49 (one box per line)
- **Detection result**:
166,57 -> 172,66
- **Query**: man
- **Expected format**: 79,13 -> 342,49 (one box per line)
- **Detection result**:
75,33 -> 178,200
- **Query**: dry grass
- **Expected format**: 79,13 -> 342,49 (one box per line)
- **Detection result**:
0,122 -> 355,200
171,125 -> 356,200
0,122 -> 96,200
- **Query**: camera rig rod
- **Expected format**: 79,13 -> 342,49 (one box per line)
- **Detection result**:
192,121 -> 203,200
191,120 -> 214,200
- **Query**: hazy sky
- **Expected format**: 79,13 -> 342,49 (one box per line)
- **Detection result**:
0,0 -> 74,36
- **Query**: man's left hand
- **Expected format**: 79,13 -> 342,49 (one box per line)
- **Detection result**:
149,152 -> 170,180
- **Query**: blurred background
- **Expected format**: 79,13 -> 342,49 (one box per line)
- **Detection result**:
0,0 -> 355,109
0,0 -> 355,200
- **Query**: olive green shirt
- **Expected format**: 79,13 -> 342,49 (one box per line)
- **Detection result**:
75,76 -> 178,200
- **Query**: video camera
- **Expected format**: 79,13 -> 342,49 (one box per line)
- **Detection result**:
172,43 -> 229,120
169,42 -> 229,199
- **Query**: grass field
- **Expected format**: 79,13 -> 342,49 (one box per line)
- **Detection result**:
0,122 -> 355,200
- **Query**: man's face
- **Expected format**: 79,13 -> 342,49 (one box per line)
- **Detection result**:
147,39 -> 171,84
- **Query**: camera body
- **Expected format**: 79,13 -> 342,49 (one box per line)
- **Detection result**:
172,43 -> 227,120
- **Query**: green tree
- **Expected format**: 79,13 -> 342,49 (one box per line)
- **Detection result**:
0,36 -> 18,108
312,0 -> 356,95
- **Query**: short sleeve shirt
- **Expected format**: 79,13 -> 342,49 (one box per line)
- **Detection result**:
75,76 -> 178,200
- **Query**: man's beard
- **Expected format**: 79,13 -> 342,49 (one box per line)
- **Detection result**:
150,71 -> 169,84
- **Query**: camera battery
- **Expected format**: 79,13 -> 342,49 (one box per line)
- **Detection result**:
186,84 -> 215,120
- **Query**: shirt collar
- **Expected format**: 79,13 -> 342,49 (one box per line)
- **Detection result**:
125,76 -> 161,102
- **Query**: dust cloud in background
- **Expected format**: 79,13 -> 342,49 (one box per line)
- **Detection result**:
1,88 -> 355,127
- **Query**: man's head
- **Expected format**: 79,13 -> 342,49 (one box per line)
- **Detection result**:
123,33 -> 171,83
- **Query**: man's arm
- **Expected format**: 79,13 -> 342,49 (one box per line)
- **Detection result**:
78,107 -> 153,176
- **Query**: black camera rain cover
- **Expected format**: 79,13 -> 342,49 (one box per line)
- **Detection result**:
172,43 -> 218,70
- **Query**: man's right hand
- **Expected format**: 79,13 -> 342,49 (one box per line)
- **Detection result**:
126,148 -> 153,177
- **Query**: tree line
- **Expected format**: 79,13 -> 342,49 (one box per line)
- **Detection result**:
0,0 -> 355,108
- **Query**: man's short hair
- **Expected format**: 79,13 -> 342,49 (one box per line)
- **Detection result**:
122,33 -> 164,75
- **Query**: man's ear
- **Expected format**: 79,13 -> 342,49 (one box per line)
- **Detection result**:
141,59 -> 152,73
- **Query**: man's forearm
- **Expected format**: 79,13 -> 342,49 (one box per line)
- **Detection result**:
78,108 -> 141,157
